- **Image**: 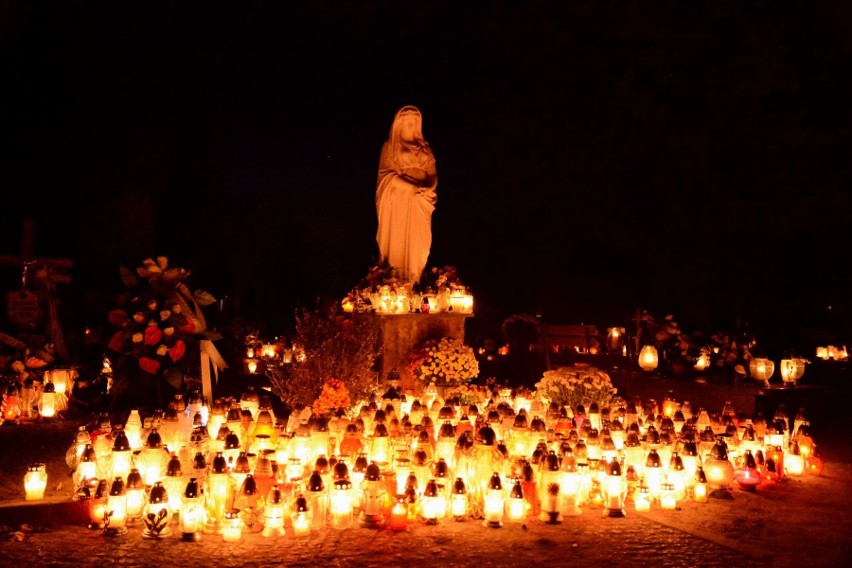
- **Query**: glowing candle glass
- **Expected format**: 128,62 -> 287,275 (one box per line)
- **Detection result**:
24,463 -> 47,501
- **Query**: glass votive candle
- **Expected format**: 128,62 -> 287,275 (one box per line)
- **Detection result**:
223,509 -> 243,542
24,463 -> 48,501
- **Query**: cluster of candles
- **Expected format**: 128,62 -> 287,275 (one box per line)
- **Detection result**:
2,368 -> 76,423
52,385 -> 823,541
341,286 -> 474,315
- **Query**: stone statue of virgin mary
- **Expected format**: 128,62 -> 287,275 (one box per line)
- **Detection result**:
375,105 -> 438,284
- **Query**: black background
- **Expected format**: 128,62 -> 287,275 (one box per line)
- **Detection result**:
1,1 -> 849,350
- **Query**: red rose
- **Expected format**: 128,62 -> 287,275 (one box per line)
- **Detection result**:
144,327 -> 163,345
139,356 -> 161,374
169,339 -> 186,363
108,331 -> 126,352
108,309 -> 128,328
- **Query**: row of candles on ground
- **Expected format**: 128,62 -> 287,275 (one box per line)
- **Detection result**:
33,387 -> 824,540
1,368 -> 77,423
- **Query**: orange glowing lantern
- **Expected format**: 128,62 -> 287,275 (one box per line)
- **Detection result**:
81,479 -> 108,530
638,345 -> 659,372
806,447 -> 824,476
749,358 -> 775,386
779,358 -> 807,387
785,441 -> 805,476
388,494 -> 408,530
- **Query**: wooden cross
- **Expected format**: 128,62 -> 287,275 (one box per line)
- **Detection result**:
0,218 -> 74,361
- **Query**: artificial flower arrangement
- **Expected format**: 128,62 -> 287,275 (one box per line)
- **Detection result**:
312,378 -> 352,417
408,336 -> 480,387
106,257 -> 217,389
534,363 -> 616,412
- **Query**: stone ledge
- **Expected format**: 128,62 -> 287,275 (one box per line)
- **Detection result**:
0,497 -> 90,527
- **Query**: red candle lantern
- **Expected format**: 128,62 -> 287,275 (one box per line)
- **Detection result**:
806,446 -> 825,476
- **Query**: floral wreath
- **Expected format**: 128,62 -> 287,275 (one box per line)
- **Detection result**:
106,257 -> 216,380
533,363 -> 616,412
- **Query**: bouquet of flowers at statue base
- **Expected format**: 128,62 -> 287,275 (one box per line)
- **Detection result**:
534,363 -> 616,413
408,337 -> 479,387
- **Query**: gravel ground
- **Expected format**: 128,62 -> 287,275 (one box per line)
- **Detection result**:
1,375 -> 850,568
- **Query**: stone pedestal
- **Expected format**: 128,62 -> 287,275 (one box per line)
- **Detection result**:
354,312 -> 473,394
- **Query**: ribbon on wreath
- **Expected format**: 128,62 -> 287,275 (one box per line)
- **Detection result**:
200,339 -> 228,403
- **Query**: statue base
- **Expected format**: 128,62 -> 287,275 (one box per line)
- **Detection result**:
354,312 -> 472,394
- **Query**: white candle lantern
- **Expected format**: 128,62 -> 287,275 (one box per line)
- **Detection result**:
693,467 -> 709,502
24,463 -> 47,501
73,444 -> 99,490
507,478 -> 526,522
634,484 -> 651,512
420,479 -> 440,525
705,439 -> 735,498
602,459 -> 626,517
179,477 -> 204,541
262,484 -> 286,537
358,462 -> 386,528
38,379 -> 57,419
142,481 -> 172,539
482,472 -> 505,528
660,482 -> 677,510
110,427 -> 133,481
539,452 -> 562,523
330,478 -> 354,529
450,477 -> 468,520
124,468 -> 147,524
291,494 -> 312,536
104,476 -> 128,536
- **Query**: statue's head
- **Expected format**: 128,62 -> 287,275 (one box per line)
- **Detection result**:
393,105 -> 423,142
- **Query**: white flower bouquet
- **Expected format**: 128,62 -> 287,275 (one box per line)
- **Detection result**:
411,337 -> 480,386
534,364 -> 616,411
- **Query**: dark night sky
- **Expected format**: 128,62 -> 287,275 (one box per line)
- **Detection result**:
1,1 -> 850,346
